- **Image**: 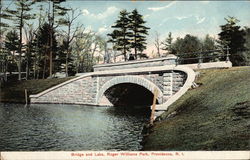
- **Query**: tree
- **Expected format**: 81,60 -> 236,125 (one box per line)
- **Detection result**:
128,9 -> 150,59
108,10 -> 131,61
202,34 -> 218,62
33,4 -> 46,79
218,16 -> 246,66
5,0 -> 35,80
59,9 -> 81,77
35,22 -> 58,79
240,27 -> 250,65
203,34 -> 216,51
44,0 -> 70,77
161,32 -> 174,55
172,34 -> 202,64
154,31 -> 161,57
57,38 -> 75,76
95,36 -> 108,64
4,30 -> 19,75
24,24 -> 36,80
71,28 -> 104,73
0,0 -> 11,50
0,0 -> 12,48
0,0 -> 12,81
72,28 -> 91,73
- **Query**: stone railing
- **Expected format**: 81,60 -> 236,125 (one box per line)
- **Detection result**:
93,56 -> 177,72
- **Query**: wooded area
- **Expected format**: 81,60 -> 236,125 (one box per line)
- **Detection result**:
0,1 -> 249,82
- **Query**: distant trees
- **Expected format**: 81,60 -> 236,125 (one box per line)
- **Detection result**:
1,0 -> 250,84
161,32 -> 174,55
218,16 -> 246,66
154,31 -> 161,57
241,27 -> 250,65
58,9 -> 81,77
108,9 -> 150,60
5,0 -> 35,80
155,16 -> 249,66
159,33 -> 218,63
172,34 -> 202,63
203,34 -> 216,51
70,29 -> 107,73
0,0 -> 112,82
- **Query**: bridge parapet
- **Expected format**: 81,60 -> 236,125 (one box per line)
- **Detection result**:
93,56 -> 177,72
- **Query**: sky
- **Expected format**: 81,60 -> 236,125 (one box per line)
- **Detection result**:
3,0 -> 250,55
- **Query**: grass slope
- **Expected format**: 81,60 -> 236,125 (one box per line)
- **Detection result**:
143,67 -> 250,150
0,77 -> 75,103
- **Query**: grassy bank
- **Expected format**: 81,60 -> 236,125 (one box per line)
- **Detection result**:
143,67 -> 250,150
0,77 -> 75,103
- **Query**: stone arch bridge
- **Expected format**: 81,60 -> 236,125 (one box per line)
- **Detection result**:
30,57 -> 231,113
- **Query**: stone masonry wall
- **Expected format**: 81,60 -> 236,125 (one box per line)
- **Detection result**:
97,71 -> 186,104
31,71 -> 187,105
30,76 -> 97,105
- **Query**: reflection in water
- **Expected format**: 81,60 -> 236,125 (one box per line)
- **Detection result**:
0,103 -> 150,151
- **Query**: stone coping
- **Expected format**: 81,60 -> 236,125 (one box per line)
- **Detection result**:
93,56 -> 177,69
185,61 -> 232,70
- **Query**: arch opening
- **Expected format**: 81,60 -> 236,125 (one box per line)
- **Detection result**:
103,83 -> 159,107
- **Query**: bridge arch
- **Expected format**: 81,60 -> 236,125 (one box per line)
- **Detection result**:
96,75 -> 163,105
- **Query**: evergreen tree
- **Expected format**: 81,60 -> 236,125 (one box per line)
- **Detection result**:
33,4 -> 46,79
202,34 -> 218,62
5,0 -> 35,80
108,10 -> 131,61
35,22 -> 58,79
218,16 -> 246,66
4,30 -> 19,73
161,32 -> 174,55
39,0 -> 70,77
203,34 -> 216,51
128,9 -> 150,59
0,0 -> 11,49
0,0 -> 12,46
0,0 -> 12,81
172,34 -> 202,64
241,27 -> 250,65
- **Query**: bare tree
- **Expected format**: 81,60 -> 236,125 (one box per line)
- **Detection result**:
60,8 -> 81,77
24,24 -> 36,80
154,31 -> 161,57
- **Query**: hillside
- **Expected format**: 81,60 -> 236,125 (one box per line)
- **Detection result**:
143,67 -> 250,150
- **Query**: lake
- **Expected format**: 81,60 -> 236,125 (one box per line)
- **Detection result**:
0,103 -> 150,151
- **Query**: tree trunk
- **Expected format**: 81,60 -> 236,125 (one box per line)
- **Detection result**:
26,47 -> 30,80
33,56 -> 36,79
42,57 -> 46,79
49,31 -> 53,77
18,6 -> 24,81
134,31 -> 137,59
49,2 -> 55,78
65,50 -> 69,77
123,34 -> 127,61
26,60 -> 28,80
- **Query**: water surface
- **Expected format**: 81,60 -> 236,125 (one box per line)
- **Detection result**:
0,103 -> 150,151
